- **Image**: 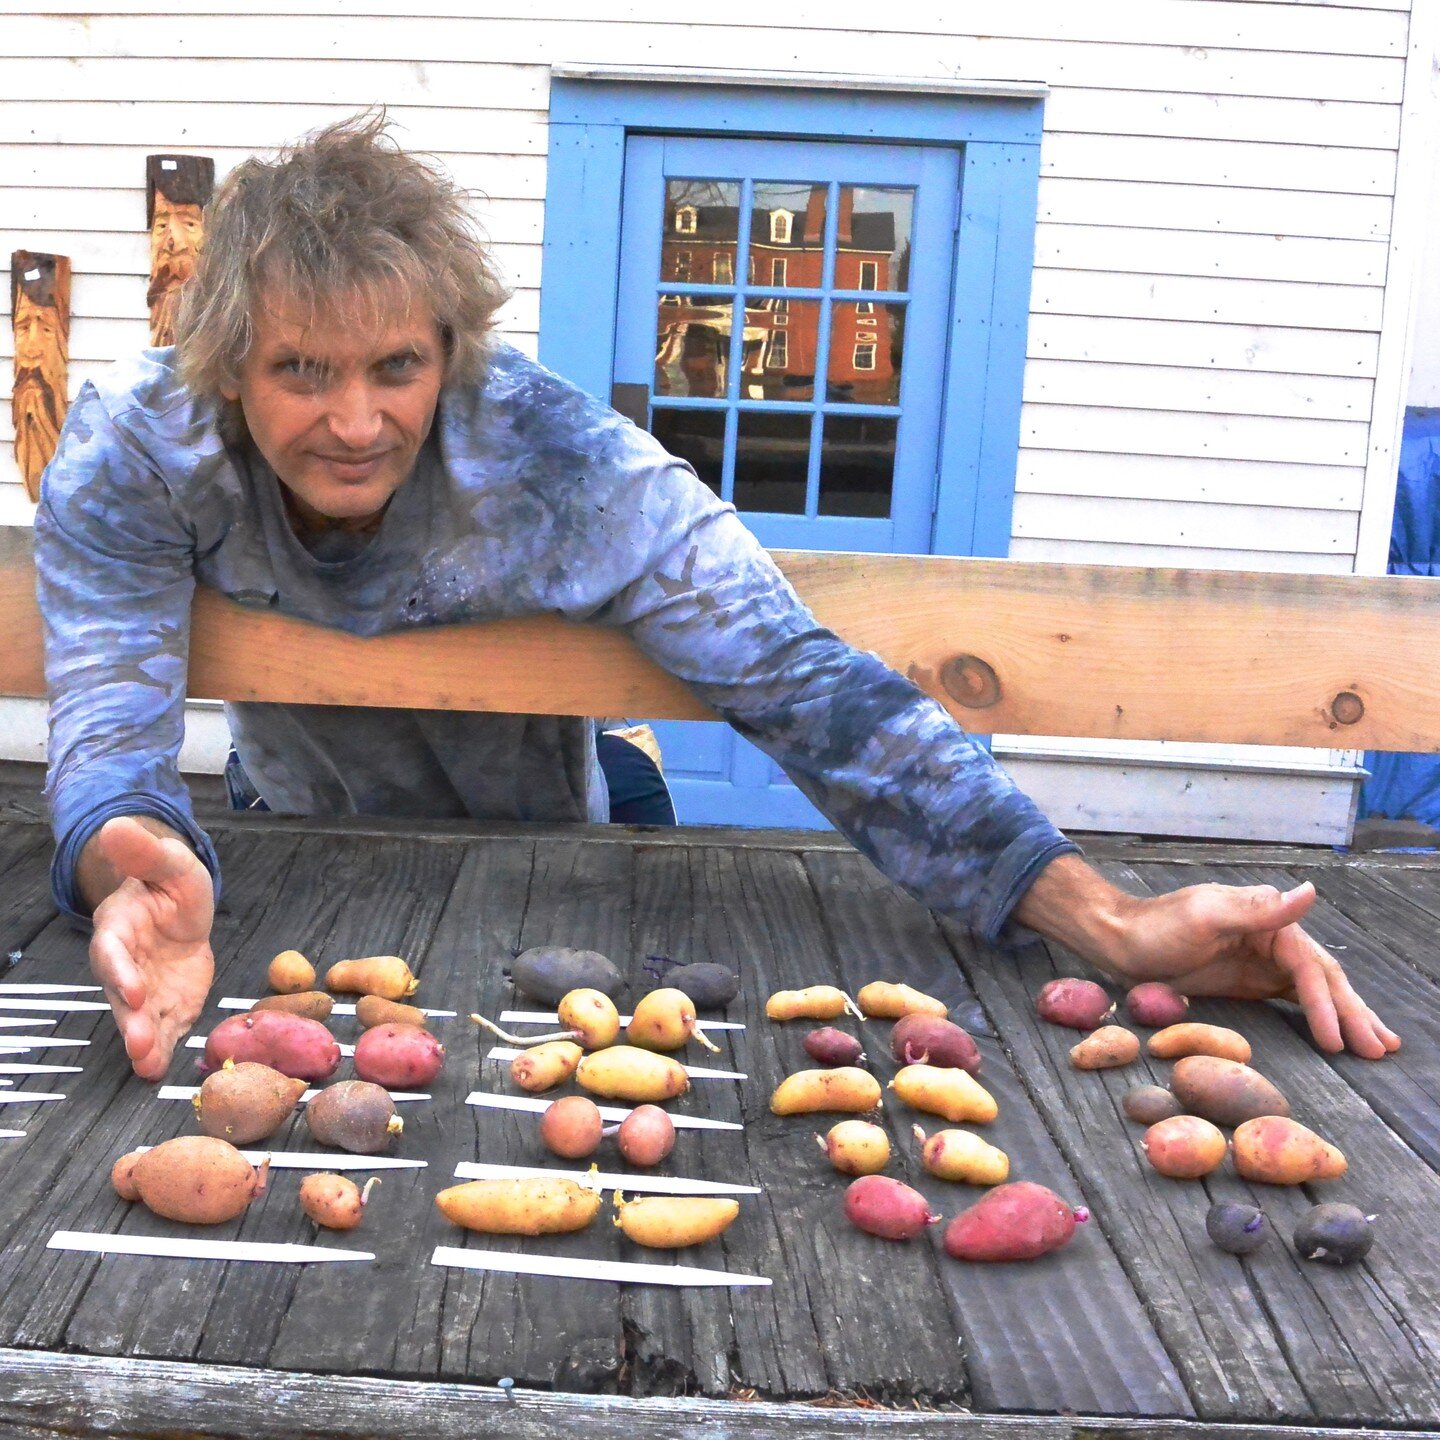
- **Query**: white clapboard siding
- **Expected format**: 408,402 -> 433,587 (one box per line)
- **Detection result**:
1016,450 -> 1362,512
1028,315 -> 1380,378
1009,536 -> 1358,574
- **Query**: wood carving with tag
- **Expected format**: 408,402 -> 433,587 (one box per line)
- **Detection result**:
10,251 -> 71,504
146,155 -> 215,347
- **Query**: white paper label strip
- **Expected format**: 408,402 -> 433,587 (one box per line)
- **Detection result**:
0,999 -> 109,1013
133,1144 -> 426,1171
159,1085 -> 430,1104
0,1079 -> 11,1087
500,1009 -> 744,1032
485,1045 -> 745,1082
187,1035 -> 356,1057
0,1037 -> 88,1049
431,1245 -> 769,1288
0,1018 -> 57,1029
0,1092 -> 65,1105
466,1091 -> 742,1132
49,1231 -> 374,1264
0,1129 -> 24,1139
219,997 -> 455,1018
454,1161 -> 760,1197
0,984 -> 102,994
0,1064 -> 83,1075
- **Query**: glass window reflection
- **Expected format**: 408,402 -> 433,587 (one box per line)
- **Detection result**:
819,415 -> 897,518
655,295 -> 735,399
836,186 -> 912,293
826,301 -> 904,406
651,407 -> 727,497
738,297 -> 818,401
750,180 -> 824,288
662,179 -> 740,286
734,410 -> 813,515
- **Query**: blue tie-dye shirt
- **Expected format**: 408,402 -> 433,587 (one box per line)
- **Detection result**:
35,342 -> 1076,942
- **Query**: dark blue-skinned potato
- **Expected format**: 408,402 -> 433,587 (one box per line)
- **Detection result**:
510,947 -> 625,1004
663,962 -> 739,1009
1205,1201 -> 1270,1255
1294,1203 -> 1376,1265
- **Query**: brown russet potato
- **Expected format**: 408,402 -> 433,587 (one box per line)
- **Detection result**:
1125,982 -> 1189,1028
1147,1023 -> 1252,1064
615,1194 -> 740,1248
576,1045 -> 689,1103
889,1015 -> 981,1074
300,1174 -> 378,1231
626,987 -> 708,1052
558,988 -> 622,1049
193,1059 -> 306,1145
843,1175 -> 939,1240
267,949 -> 315,994
1142,1115 -> 1228,1179
510,1040 -> 583,1094
1232,1116 -> 1347,1184
913,1125 -> 1009,1186
817,1119 -> 891,1176
306,1080 -> 403,1154
1069,1025 -> 1141,1071
127,1136 -> 270,1225
770,1066 -> 881,1115
1170,1056 -> 1290,1127
355,995 -> 427,1029
803,1027 -> 866,1067
435,1176 -> 602,1234
1121,1085 -> 1184,1126
890,1064 -> 998,1124
252,990 -> 334,1021
353,1024 -> 445,1088
1036,977 -> 1114,1030
856,981 -> 947,1020
324,955 -> 419,1000
943,1181 -> 1088,1262
201,1011 -> 341,1082
765,986 -> 860,1022
539,1095 -> 605,1159
616,1105 -> 677,1167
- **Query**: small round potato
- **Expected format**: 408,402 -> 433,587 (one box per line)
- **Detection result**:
913,1125 -> 1009,1186
558,988 -> 622,1049
1142,1115 -> 1228,1179
616,1105 -> 677,1167
300,1174 -> 378,1231
510,1040 -> 583,1094
1036,978 -> 1114,1031
306,1080 -> 403,1155
353,1024 -> 445,1088
1125,982 -> 1189,1029
626,988 -> 703,1051
539,1095 -> 605,1159
803,1027 -> 865,1067
1121,1085 -> 1184,1126
267,949 -> 316,994
817,1119 -> 891,1176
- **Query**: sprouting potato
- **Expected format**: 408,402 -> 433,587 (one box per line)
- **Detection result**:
1232,1116 -> 1347,1184
616,1105 -> 677,1167
1069,1025 -> 1141,1071
300,1174 -> 378,1231
539,1095 -> 605,1159
201,1011 -> 341,1082
889,1064 -> 998,1124
856,982 -> 948,1020
510,1040 -> 583,1094
252,990 -> 334,1021
913,1125 -> 1009,1186
267,949 -> 316,994
817,1119 -> 891,1175
435,1176 -> 602,1235
843,1175 -> 939,1240
558,988 -> 622,1050
305,1080 -> 403,1155
944,1181 -> 1089,1262
626,988 -> 719,1054
614,1194 -> 739,1248
1142,1115 -> 1228,1179
193,1059 -> 307,1145
324,956 -> 420,1001
1147,1023 -> 1252,1064
889,1015 -> 981,1074
1035,978 -> 1114,1031
765,986 -> 862,1022
126,1136 -> 270,1226
353,1024 -> 445,1088
1124,982 -> 1189,1028
355,995 -> 428,1029
1170,1056 -> 1290,1127
770,1066 -> 881,1115
576,1046 -> 690,1103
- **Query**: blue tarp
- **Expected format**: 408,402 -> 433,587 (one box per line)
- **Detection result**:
1358,408 -> 1440,824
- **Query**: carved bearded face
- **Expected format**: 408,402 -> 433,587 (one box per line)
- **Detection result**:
12,288 -> 67,501
147,195 -> 206,345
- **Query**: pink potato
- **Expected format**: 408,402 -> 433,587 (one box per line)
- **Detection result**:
943,1181 -> 1089,1262
616,1105 -> 677,1167
1035,978 -> 1114,1031
842,1175 -> 940,1241
888,1015 -> 981,1074
803,1027 -> 866,1067
200,1011 -> 341,1082
353,1024 -> 445,1088
1124,982 -> 1189,1029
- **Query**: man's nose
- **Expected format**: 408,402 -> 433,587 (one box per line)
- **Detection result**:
326,381 -> 384,450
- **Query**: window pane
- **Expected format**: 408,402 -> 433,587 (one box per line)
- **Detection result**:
663,179 -> 740,289
652,407 -> 727,497
733,411 -> 812,515
738,296 -> 818,401
749,180 -> 824,288
819,414 -> 896,518
655,295 -> 734,399
836,186 -> 912,293
826,300 -> 904,406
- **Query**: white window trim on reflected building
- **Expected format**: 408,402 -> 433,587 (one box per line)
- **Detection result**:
675,204 -> 698,234
770,209 -> 793,243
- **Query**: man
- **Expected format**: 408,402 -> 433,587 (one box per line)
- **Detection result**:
36,115 -> 1399,1081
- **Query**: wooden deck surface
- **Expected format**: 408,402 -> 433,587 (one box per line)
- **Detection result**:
0,809 -> 1437,1439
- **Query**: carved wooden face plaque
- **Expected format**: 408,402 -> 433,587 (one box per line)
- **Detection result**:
145,155 -> 215,348
10,252 -> 71,503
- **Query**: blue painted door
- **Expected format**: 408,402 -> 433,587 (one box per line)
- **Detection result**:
614,135 -> 962,826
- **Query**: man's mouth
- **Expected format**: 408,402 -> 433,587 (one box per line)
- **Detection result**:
315,452 -> 389,480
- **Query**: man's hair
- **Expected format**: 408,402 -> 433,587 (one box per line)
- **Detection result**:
174,110 -> 510,395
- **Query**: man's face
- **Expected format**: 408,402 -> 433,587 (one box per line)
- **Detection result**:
224,290 -> 445,525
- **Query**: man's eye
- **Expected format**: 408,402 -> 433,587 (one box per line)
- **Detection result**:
381,353 -> 420,375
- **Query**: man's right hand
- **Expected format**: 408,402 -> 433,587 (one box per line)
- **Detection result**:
82,816 -> 215,1081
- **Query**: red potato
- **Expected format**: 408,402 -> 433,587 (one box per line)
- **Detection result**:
616,1105 -> 677,1167
127,1136 -> 270,1225
300,1174 -> 378,1230
200,1011 -> 341,1082
1125,982 -> 1189,1028
889,1015 -> 981,1074
1035,978 -> 1114,1031
1170,1056 -> 1290,1127
353,1024 -> 445,1088
843,1175 -> 940,1241
540,1096 -> 605,1160
943,1181 -> 1089,1262
1142,1115 -> 1228,1179
803,1027 -> 866,1067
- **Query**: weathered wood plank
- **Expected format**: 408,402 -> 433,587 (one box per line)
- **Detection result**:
0,821 -> 58,955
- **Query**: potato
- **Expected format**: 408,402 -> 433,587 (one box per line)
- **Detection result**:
1125,982 -> 1189,1029
1170,1056 -> 1290,1127
353,1024 -> 445,1088
252,990 -> 334,1021
843,1175 -> 939,1240
129,1136 -> 269,1226
1206,1200 -> 1270,1255
770,1066 -> 881,1115
510,1040 -> 583,1094
201,1011 -> 341,1082
300,1174 -> 378,1231
1147,1023 -> 1252,1064
889,1015 -> 981,1074
558,988 -> 622,1049
627,988 -> 715,1052
539,1095 -> 605,1159
1036,978 -> 1114,1031
576,1046 -> 689,1103
512,946 -> 625,1004
803,1027 -> 865,1067
944,1181 -> 1089,1261
1069,1025 -> 1141,1071
111,1151 -> 141,1202
913,1125 -> 1009,1186
890,1064 -> 998,1124
765,986 -> 860,1022
1232,1116 -> 1347,1185
616,1105 -> 676,1167
1121,1085 -> 1183,1126
193,1060 -> 306,1144
1293,1203 -> 1375,1265
817,1119 -> 890,1176
435,1176 -> 601,1235
306,1080 -> 403,1154
1142,1115 -> 1228,1178
355,995 -> 427,1030
856,982 -> 947,1020
324,955 -> 419,1000
267,949 -> 315,994
615,1194 -> 739,1248
660,962 -> 737,1009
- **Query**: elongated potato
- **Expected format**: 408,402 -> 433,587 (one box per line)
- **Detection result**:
435,1177 -> 602,1234
1170,1056 -> 1290,1127
193,1060 -> 307,1144
324,956 -> 419,1000
511,946 -> 625,1004
890,1064 -> 998,1124
267,949 -> 315,994
843,1176 -> 939,1240
252,991 -> 334,1021
576,1045 -> 690,1102
856,982 -> 947,1020
1147,1023 -> 1252,1064
201,1011 -> 341,1082
765,986 -> 858,1022
913,1125 -> 1009,1185
1142,1115 -> 1228,1179
770,1066 -> 881,1115
510,1040 -> 583,1094
1069,1025 -> 1141,1071
615,1194 -> 739,1248
355,995 -> 427,1030
130,1136 -> 269,1225
1232,1116 -> 1347,1184
944,1181 -> 1088,1262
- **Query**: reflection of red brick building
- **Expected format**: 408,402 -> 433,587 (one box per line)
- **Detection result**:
656,184 -> 905,405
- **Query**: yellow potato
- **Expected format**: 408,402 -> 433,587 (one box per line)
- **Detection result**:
626,988 -> 703,1051
765,986 -> 860,1022
770,1066 -> 881,1115
913,1125 -> 1009,1185
1147,1023 -> 1251,1064
558,988 -> 622,1049
1069,1024 -> 1141,1071
434,1176 -> 602,1234
510,1040 -> 584,1094
817,1119 -> 891,1175
889,1064 -> 998,1124
1232,1116 -> 1347,1184
856,981 -> 947,1020
614,1194 -> 740,1248
324,955 -> 419,1001
267,949 -> 315,995
1142,1115 -> 1228,1179
576,1045 -> 690,1102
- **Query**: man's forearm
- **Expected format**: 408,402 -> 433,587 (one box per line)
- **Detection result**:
75,815 -> 190,914
1011,852 -> 1138,976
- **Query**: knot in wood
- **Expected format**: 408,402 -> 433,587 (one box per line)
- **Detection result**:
940,654 -> 1002,710
1330,691 -> 1364,726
